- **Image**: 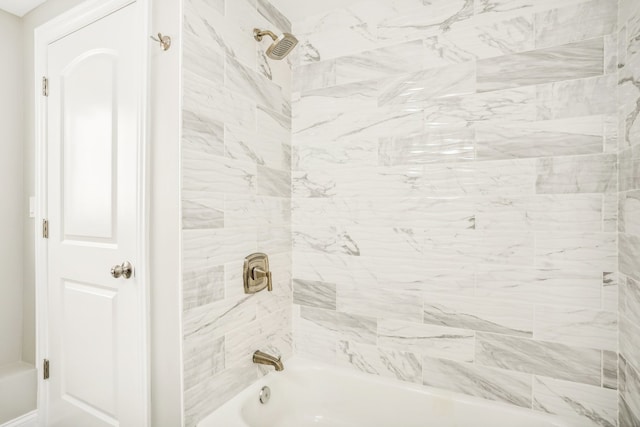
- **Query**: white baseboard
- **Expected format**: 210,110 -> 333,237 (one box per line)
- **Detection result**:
0,411 -> 37,427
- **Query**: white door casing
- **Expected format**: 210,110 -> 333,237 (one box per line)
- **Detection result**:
34,1 -> 149,426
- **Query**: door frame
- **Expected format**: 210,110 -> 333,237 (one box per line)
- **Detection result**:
34,0 -> 150,424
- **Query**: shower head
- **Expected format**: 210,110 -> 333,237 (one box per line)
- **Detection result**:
253,28 -> 298,60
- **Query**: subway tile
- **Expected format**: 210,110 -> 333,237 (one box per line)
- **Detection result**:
337,340 -> 423,384
183,335 -> 225,393
534,0 -> 617,49
424,86 -> 537,123
537,74 -> 617,120
293,278 -> 336,310
182,296 -> 256,342
533,376 -> 617,427
378,62 -> 476,106
475,267 -> 602,308
338,282 -> 423,323
226,55 -> 288,115
475,195 -> 603,232
533,306 -> 617,351
257,0 -> 291,32
294,306 -> 337,361
182,190 -> 224,230
536,154 -> 617,194
334,40 -> 426,85
619,145 -> 640,192
477,38 -> 604,93
423,294 -> 533,338
621,277 -> 640,326
257,165 -> 291,197
620,315 -> 640,378
293,139 -> 379,170
535,232 -> 617,271
603,350 -> 618,390
299,305 -> 377,345
183,265 -> 225,311
475,119 -> 603,160
619,191 -> 640,234
602,271 -> 618,312
620,233 -> 640,281
475,332 -> 602,385
183,227 -> 257,270
379,124 -> 476,165
422,356 -> 532,407
378,319 -> 475,362
620,357 -> 640,426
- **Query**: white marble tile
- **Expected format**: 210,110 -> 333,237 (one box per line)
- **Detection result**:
293,279 -> 336,309
619,355 -> 640,424
477,38 -> 604,93
535,232 -> 617,271
602,271 -> 618,312
535,154 -> 617,194
422,356 -> 533,407
337,340 -> 423,384
293,252 -> 476,295
602,350 -> 617,390
533,376 -> 617,427
226,55 -> 288,115
423,294 -> 533,337
224,124 -> 284,170
334,40 -> 427,85
182,295 -> 256,342
377,0 -> 474,42
183,360 -> 257,427
534,0 -> 617,49
299,305 -> 377,345
257,0 -> 291,32
378,61 -> 476,106
182,227 -> 257,270
182,148 -> 256,197
294,139 -> 379,170
337,282 -> 423,323
619,191 -> 640,235
378,319 -> 475,362
293,60 -> 336,92
182,190 -> 224,230
475,267 -> 603,309
183,264 -> 225,311
537,74 -> 617,120
225,308 -> 292,367
293,306 -> 337,361
292,197 -> 476,230
620,233 -> 640,282
183,335 -> 224,393
257,225 -> 291,255
257,165 -> 290,197
475,195 -> 603,232
475,118 -> 604,160
476,332 -> 602,386
534,306 -> 617,351
379,123 -> 475,165
424,86 -> 537,123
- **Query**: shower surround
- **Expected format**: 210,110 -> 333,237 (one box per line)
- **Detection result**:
178,0 -> 640,426
291,0 -> 630,426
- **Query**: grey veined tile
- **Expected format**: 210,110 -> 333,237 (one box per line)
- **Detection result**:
477,38 -> 604,93
533,376 -> 617,427
536,154 -> 617,194
293,278 -> 336,310
475,332 -> 602,386
534,0 -> 617,49
422,356 -> 532,408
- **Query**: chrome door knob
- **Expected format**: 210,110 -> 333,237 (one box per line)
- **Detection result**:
111,261 -> 133,279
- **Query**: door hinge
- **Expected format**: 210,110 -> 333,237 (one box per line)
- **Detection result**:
42,77 -> 49,97
42,219 -> 49,238
43,359 -> 50,380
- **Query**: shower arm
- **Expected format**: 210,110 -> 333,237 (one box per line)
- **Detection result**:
253,29 -> 278,42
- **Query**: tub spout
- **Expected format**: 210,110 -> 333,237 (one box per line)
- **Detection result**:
253,350 -> 284,371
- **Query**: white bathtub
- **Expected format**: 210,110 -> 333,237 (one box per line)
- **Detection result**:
198,358 -> 583,427
0,362 -> 37,426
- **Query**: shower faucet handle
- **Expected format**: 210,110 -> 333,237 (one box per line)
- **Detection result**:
243,253 -> 273,293
252,267 -> 273,291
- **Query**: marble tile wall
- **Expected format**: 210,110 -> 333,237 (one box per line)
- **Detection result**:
180,0 -> 293,425
290,1 -> 622,426
618,0 -> 640,425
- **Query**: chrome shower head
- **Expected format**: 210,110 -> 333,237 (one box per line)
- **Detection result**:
253,28 -> 298,60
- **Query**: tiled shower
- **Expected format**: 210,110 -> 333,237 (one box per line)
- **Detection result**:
179,0 -> 640,426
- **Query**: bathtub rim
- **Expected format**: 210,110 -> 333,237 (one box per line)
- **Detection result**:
197,356 -> 586,427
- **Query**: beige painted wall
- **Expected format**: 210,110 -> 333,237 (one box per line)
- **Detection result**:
0,8 -> 25,366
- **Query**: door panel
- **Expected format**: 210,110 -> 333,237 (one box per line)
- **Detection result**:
46,3 -> 145,426
62,52 -> 117,241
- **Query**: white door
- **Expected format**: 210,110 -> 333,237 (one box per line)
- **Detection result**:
45,3 -> 147,426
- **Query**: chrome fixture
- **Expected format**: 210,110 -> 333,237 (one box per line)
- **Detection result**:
111,261 -> 133,279
253,28 -> 298,60
243,253 -> 272,294
253,350 -> 284,371
259,386 -> 271,404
